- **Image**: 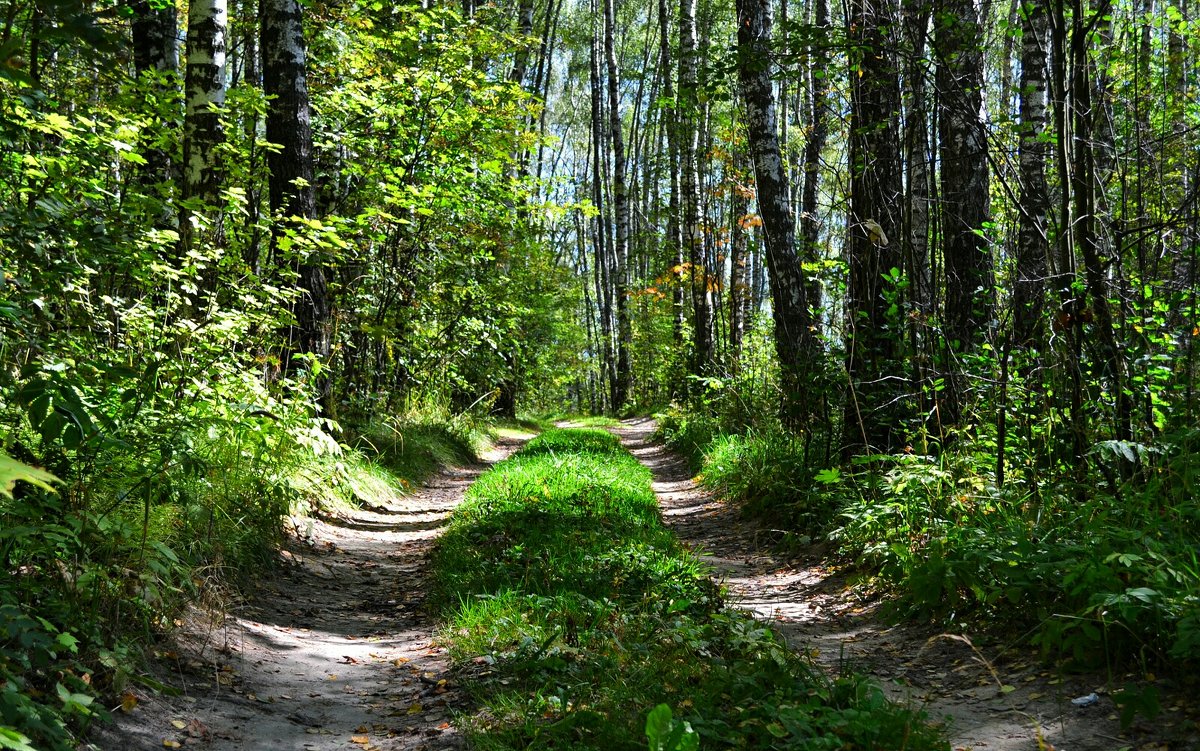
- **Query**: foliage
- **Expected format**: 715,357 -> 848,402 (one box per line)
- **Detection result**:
430,428 -> 947,750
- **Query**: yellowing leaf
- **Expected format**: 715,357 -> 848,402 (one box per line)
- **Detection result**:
120,692 -> 139,713
170,720 -> 187,730
163,741 -> 181,749
351,735 -> 370,745
406,702 -> 423,715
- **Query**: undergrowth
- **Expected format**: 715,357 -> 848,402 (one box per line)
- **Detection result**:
430,427 -> 946,750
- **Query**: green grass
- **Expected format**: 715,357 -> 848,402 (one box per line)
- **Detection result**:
430,428 -> 946,750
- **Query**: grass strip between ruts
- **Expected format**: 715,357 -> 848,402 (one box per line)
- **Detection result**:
429,428 -> 947,750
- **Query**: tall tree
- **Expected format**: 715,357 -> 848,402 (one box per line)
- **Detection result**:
1012,0 -> 1050,349
657,0 -> 686,351
728,147 -> 749,363
933,0 -> 994,427
262,0 -> 330,397
181,0 -> 228,258
679,0 -> 712,375
604,0 -> 632,410
845,0 -> 904,452
130,0 -> 178,77
736,0 -> 817,425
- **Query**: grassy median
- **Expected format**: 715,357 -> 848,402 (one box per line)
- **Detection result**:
430,428 -> 946,750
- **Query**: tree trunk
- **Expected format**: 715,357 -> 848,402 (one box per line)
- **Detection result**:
604,0 -> 631,411
845,0 -> 904,453
510,0 -> 534,86
1012,0 -> 1050,348
1069,0 -> 1131,443
262,0 -> 330,402
589,8 -> 615,412
680,0 -> 712,375
181,0 -> 227,259
658,0 -> 685,352
130,0 -> 179,201
800,0 -> 829,328
736,0 -> 816,426
131,0 -> 178,77
934,0 -> 994,426
728,147 -> 749,363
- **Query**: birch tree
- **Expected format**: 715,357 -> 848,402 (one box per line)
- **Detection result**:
181,0 -> 227,257
933,0 -> 994,425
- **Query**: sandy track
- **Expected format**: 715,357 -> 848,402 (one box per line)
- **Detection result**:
89,437 -> 522,751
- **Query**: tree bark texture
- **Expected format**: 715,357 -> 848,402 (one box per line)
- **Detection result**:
680,0 -> 713,375
1012,0 -> 1050,348
262,0 -> 331,384
736,0 -> 817,426
934,0 -> 995,425
845,0 -> 904,453
605,0 -> 632,410
183,0 -> 227,214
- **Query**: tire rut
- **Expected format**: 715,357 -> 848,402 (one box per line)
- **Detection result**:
89,437 -> 524,751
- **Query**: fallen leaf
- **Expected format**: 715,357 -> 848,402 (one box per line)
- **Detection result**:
120,693 -> 139,713
163,741 -> 181,749
999,685 -> 1016,694
351,735 -> 370,745
1028,692 -> 1045,700
406,702 -> 423,715
170,720 -> 187,730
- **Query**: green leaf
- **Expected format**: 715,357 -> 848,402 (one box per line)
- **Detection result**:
0,727 -> 37,751
645,704 -> 673,750
0,451 -> 61,498
815,467 -> 841,485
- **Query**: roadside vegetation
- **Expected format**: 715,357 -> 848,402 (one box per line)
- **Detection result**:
430,427 -> 946,750
0,395 -> 486,751
656,325 -> 1200,684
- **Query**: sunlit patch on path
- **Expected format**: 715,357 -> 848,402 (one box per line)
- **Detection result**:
90,439 -> 524,751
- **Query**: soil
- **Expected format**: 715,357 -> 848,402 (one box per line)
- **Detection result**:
610,418 -> 1199,751
89,421 -> 1198,751
87,435 -> 524,751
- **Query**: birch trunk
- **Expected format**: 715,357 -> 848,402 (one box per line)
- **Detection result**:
604,0 -> 632,410
182,0 -> 227,258
1012,0 -> 1050,348
934,0 -> 995,425
680,0 -> 713,374
845,0 -> 904,453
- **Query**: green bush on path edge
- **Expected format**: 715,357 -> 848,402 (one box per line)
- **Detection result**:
430,427 -> 947,750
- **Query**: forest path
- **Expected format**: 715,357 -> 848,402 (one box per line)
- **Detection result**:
610,418 -> 1180,751
90,435 -> 526,751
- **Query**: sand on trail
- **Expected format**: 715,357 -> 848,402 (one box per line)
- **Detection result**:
611,418 -> 1195,751
88,435 -> 524,751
